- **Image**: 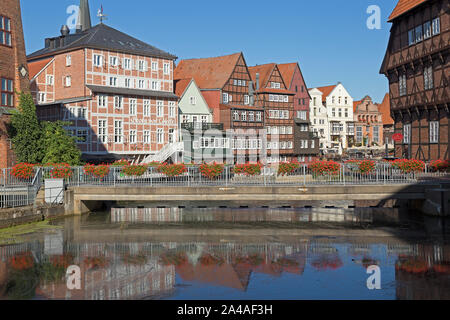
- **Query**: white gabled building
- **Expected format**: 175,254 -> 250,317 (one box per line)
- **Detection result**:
309,88 -> 329,151
310,83 -> 355,155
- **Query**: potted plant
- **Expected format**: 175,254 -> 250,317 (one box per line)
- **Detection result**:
199,162 -> 225,180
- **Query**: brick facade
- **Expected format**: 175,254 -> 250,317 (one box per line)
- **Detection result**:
0,0 -> 30,168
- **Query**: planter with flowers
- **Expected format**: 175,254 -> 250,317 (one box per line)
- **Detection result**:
157,163 -> 187,177
429,160 -> 450,173
121,164 -> 148,177
83,163 -> 110,181
10,163 -> 36,183
309,160 -> 341,180
44,163 -> 72,204
232,163 -> 264,183
199,162 -> 225,180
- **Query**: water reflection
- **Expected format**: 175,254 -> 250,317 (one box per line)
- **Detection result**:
0,207 -> 449,300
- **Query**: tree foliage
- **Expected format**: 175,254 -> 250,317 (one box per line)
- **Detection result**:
42,121 -> 81,166
9,92 -> 81,166
9,92 -> 44,163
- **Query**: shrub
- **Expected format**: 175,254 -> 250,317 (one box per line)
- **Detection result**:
122,164 -> 148,177
11,163 -> 35,179
309,160 -> 341,176
157,163 -> 187,177
278,162 -> 301,176
199,162 -> 225,180
233,163 -> 263,176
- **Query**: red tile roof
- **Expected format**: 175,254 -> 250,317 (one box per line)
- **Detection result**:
277,63 -> 297,88
174,53 -> 241,90
316,85 -> 337,102
388,0 -> 428,21
174,78 -> 192,97
248,64 -> 276,89
378,93 -> 394,125
28,57 -> 53,80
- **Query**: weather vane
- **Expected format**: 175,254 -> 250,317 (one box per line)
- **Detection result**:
97,5 -> 107,24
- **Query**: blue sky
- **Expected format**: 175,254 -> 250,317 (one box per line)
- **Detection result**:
21,0 -> 398,102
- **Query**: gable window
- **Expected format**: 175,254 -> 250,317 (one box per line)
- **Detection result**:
190,96 -> 196,105
66,55 -> 72,66
163,63 -> 170,75
38,92 -> 46,104
430,121 -> 439,143
423,21 -> 432,39
46,75 -> 54,85
93,54 -> 103,67
432,17 -> 440,35
271,82 -> 281,89
65,76 -> 71,87
408,29 -> 415,46
424,66 -> 433,90
415,25 -> 423,43
0,16 -> 12,46
399,74 -> 407,96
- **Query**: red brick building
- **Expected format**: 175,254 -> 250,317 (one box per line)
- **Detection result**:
379,93 -> 395,149
248,63 -> 296,162
279,63 -> 319,162
353,96 -> 384,147
27,1 -> 178,163
0,0 -> 29,168
380,0 -> 449,160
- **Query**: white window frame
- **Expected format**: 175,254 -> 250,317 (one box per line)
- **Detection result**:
114,120 -> 123,143
169,102 -> 176,118
432,17 -> 440,36
114,96 -> 123,109
129,130 -> 137,144
129,99 -> 137,115
98,119 -> 108,144
93,54 -> 103,67
98,95 -> 108,108
143,100 -> 150,116
66,55 -> 72,67
403,124 -> 411,144
157,128 -> 164,144
156,101 -> 164,117
65,76 -> 71,87
430,121 -> 439,144
163,63 -> 170,75
46,75 -> 54,85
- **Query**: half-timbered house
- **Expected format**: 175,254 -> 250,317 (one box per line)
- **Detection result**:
380,0 -> 449,160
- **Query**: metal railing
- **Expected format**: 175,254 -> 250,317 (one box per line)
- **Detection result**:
0,168 -> 42,209
59,163 -> 448,188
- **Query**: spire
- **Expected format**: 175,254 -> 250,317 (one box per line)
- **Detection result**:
76,0 -> 92,33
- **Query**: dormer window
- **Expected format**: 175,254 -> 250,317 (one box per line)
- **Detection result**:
271,82 -> 281,89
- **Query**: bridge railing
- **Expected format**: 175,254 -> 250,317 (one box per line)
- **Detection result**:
62,163 -> 448,187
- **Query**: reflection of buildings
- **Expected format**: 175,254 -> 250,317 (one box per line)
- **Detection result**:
110,207 -> 377,225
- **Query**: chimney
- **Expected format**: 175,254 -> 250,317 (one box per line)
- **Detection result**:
60,25 -> 70,36
76,0 -> 92,33
256,73 -> 260,91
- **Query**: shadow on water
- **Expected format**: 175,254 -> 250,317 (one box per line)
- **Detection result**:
0,205 -> 449,300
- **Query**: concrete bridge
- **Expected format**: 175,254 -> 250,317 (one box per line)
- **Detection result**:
63,183 -> 449,216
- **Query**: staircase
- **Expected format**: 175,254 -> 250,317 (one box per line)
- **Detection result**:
141,142 -> 184,164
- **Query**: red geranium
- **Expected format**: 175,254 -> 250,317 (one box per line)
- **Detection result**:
157,163 -> 187,177
11,163 -> 35,179
199,162 -> 224,180
233,163 -> 263,176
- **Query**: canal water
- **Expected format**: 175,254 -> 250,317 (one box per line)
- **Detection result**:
0,207 -> 449,300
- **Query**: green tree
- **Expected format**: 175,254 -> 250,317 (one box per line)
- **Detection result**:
41,121 -> 81,166
9,92 -> 44,163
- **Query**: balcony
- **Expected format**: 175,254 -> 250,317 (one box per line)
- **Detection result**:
294,117 -> 309,124
181,123 -> 224,132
